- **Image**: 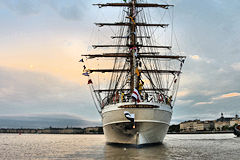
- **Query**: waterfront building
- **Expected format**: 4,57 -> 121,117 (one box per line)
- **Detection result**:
230,114 -> 240,126
180,113 -> 240,132
85,127 -> 103,134
196,121 -> 214,131
214,113 -> 240,131
180,120 -> 200,132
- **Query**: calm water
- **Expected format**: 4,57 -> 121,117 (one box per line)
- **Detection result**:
0,134 -> 239,160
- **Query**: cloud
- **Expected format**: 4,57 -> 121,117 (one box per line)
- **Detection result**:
189,54 -> 213,64
176,99 -> 194,106
194,101 -> 213,106
190,55 -> 201,60
231,62 -> 240,71
0,0 -> 240,126
0,112 -> 101,128
55,5 -> 82,20
177,90 -> 191,98
0,66 -> 100,121
0,0 -> 40,15
45,0 -> 87,21
0,0 -> 87,20
212,92 -> 240,100
194,92 -> 240,106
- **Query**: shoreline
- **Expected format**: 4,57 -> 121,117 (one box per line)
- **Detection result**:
0,127 -> 104,134
0,128 -> 234,135
168,131 -> 233,134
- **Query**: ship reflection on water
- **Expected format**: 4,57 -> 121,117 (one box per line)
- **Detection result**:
104,143 -> 169,160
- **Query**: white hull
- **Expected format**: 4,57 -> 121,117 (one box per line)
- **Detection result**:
102,102 -> 172,145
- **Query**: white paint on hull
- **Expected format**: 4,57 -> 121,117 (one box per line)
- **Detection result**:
101,102 -> 172,145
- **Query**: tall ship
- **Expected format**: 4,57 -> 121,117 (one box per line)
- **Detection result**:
81,0 -> 186,145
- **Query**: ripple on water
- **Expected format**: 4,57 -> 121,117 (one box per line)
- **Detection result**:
0,134 -> 239,160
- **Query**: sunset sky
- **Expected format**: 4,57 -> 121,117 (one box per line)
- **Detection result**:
0,0 -> 239,125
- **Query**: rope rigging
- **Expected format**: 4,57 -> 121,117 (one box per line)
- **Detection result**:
82,0 -> 186,108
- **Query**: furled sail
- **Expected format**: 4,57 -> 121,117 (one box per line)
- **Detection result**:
81,0 -> 186,110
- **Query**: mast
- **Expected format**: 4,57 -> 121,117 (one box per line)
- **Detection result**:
130,0 -> 137,93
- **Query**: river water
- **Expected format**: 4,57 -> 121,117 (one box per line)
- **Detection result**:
0,134 -> 239,160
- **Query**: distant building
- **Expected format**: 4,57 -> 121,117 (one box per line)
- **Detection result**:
179,113 -> 240,132
230,114 -> 240,126
180,120 -> 214,132
85,127 -> 103,134
197,121 -> 214,131
180,120 -> 200,132
214,113 -> 240,131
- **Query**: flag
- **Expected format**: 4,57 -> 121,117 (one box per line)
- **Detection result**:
132,10 -> 137,18
131,88 -> 141,103
129,46 -> 137,51
88,79 -> 93,84
79,59 -> 84,62
180,62 -> 183,69
134,50 -> 138,57
158,94 -> 164,102
129,46 -> 137,57
135,68 -> 140,76
124,111 -> 135,123
82,72 -> 89,76
127,16 -> 136,24
129,16 -> 136,24
138,61 -> 142,67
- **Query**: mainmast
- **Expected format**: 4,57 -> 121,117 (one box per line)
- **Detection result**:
129,0 -> 137,93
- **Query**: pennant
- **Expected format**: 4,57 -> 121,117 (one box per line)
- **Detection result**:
180,62 -> 183,69
174,79 -> 177,83
129,46 -> 137,51
130,17 -> 136,24
124,31 -> 131,38
123,0 -> 127,2
82,72 -> 89,76
135,68 -> 140,76
130,32 -> 136,36
138,61 -> 142,67
131,88 -> 141,103
158,94 -> 164,102
132,10 -> 137,18
129,47 -> 138,57
127,16 -> 136,24
79,59 -> 84,62
88,79 -> 93,84
134,51 -> 138,57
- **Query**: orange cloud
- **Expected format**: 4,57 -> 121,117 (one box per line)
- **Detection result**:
212,92 -> 240,100
177,90 -> 191,97
190,55 -> 201,60
194,101 -> 213,105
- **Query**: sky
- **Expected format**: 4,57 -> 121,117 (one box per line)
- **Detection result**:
0,0 -> 239,126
